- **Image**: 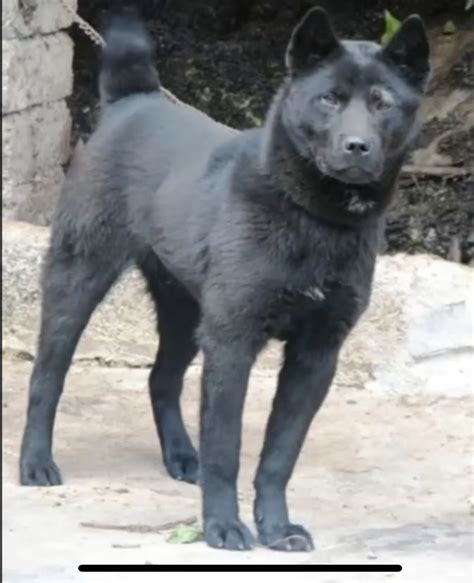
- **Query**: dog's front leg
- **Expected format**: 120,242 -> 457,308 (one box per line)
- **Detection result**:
253,341 -> 339,552
199,333 -> 259,550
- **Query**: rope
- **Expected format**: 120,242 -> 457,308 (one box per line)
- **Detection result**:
59,0 -> 105,47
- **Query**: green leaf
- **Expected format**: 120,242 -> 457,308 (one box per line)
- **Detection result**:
245,109 -> 263,127
381,10 -> 401,45
466,0 -> 474,11
443,20 -> 457,34
167,524 -> 203,544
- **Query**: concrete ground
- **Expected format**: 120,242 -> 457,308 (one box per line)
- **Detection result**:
3,343 -> 473,582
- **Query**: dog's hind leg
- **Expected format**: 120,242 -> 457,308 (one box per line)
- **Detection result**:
20,230 -> 129,486
138,252 -> 200,484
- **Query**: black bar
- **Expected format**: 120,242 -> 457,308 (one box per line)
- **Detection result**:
79,564 -> 402,573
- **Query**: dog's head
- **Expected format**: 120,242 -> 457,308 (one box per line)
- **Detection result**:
280,7 -> 430,185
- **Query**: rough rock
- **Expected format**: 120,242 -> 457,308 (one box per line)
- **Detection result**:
2,101 -> 71,224
2,220 -> 157,367
2,167 -> 66,226
3,101 -> 71,185
2,0 -> 77,40
2,33 -> 73,114
338,255 -> 474,395
3,220 -> 473,394
2,0 -> 75,225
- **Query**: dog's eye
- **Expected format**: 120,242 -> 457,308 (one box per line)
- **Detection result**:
320,92 -> 339,108
371,87 -> 393,111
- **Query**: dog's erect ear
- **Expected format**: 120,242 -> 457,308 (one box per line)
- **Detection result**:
285,7 -> 341,74
381,15 -> 430,89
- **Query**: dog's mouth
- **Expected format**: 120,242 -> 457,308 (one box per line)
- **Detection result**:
316,156 -> 378,185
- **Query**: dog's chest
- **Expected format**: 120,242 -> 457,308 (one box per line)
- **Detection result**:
261,283 -> 326,340
260,224 -> 372,340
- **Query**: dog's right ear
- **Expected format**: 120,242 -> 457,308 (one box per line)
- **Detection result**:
285,7 -> 340,74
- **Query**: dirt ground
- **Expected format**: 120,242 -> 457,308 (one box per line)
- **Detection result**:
3,345 -> 473,581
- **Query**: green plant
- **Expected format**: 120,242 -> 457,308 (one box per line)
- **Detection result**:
381,10 -> 401,45
167,524 -> 203,544
443,20 -> 457,34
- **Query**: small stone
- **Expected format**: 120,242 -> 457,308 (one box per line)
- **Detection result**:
424,228 -> 437,244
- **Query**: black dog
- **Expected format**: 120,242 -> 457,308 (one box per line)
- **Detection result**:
20,7 -> 430,551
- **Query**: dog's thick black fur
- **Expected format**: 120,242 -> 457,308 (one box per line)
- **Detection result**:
20,8 -> 430,551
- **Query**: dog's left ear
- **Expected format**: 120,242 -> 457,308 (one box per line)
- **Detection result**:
381,15 -> 430,89
286,7 -> 341,74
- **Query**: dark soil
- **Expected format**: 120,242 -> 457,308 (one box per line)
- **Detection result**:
69,0 -> 473,264
386,174 -> 474,263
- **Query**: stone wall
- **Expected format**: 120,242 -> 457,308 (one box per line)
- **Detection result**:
2,0 -> 76,225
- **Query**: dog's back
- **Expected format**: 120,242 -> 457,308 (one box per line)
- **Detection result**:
57,15 -> 235,259
99,14 -> 233,174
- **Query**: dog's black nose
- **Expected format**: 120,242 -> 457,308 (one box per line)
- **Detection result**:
343,137 -> 370,155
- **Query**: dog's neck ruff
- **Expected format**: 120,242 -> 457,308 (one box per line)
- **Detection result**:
260,95 -> 400,229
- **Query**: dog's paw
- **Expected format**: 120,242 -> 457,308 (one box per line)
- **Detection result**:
258,523 -> 314,552
164,449 -> 199,484
204,517 -> 255,550
20,455 -> 62,486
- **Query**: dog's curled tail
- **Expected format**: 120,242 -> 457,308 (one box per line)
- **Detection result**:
99,14 -> 160,105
